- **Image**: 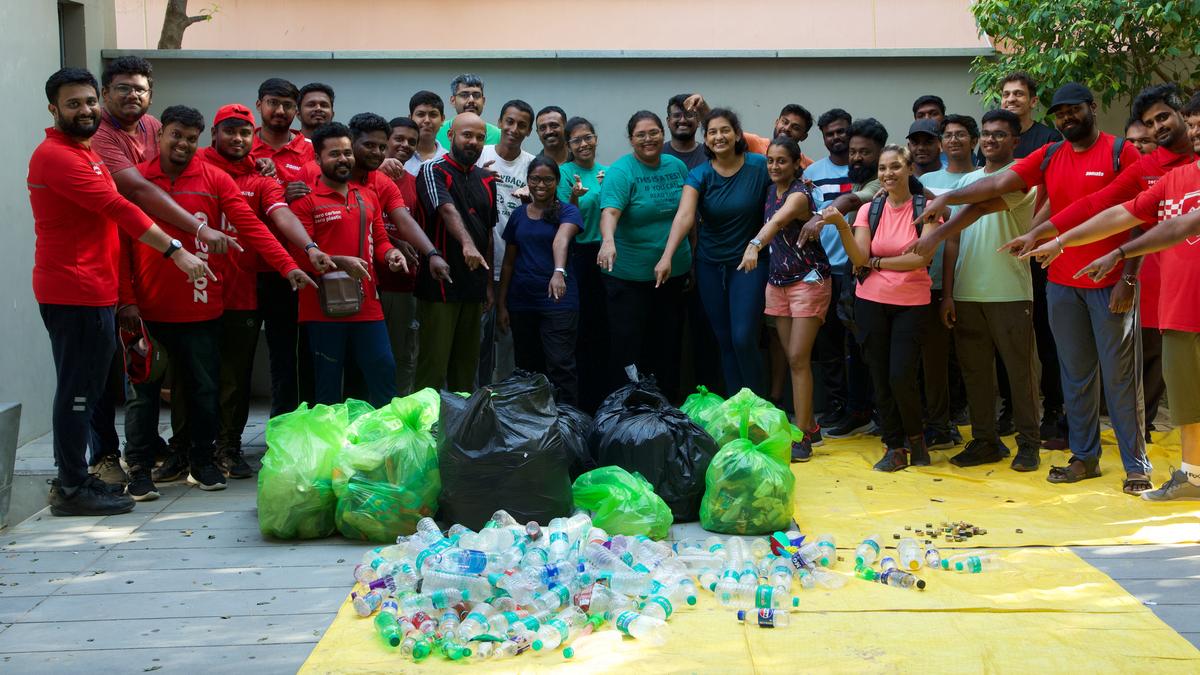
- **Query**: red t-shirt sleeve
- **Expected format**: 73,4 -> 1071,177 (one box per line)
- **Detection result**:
1009,144 -> 1050,190
45,145 -> 155,240
370,203 -> 395,265
374,173 -> 406,212
1123,175 -> 1170,224
289,197 -> 320,273
1051,154 -> 1149,232
213,170 -> 299,277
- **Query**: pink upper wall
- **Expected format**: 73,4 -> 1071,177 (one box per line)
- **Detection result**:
115,0 -> 990,51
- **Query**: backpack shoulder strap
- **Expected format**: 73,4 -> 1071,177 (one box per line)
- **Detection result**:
1112,136 -> 1126,173
912,193 -> 927,237
867,192 -> 887,237
1039,140 -> 1066,172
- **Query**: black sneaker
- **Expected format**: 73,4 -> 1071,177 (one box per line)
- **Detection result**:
791,437 -> 814,463
805,427 -> 825,448
817,405 -> 846,429
950,439 -> 1006,467
187,463 -> 227,491
217,446 -> 253,479
152,452 -> 190,483
827,411 -> 873,439
48,476 -> 135,516
125,468 -> 160,502
950,406 -> 970,427
1011,443 -> 1041,472
924,427 -> 961,451
873,447 -> 909,472
89,454 -> 128,486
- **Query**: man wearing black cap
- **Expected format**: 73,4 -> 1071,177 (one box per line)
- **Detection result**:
907,119 -> 944,176
909,82 -> 1148,494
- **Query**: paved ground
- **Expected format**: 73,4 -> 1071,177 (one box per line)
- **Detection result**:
1,405 -> 1197,673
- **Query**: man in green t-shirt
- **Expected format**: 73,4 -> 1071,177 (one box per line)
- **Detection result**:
435,73 -> 502,148
938,109 -> 1041,472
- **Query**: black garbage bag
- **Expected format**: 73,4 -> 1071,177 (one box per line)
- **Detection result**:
589,377 -> 719,522
558,403 -> 596,479
438,372 -> 574,530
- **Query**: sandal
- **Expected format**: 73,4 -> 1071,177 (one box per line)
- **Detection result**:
1123,474 -> 1153,495
1047,457 -> 1101,484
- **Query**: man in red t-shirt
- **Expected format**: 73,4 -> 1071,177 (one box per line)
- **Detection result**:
913,83 -> 1150,493
28,68 -> 210,516
249,77 -> 318,418
120,105 -> 314,501
289,123 -> 407,407
197,103 -> 334,479
1033,101 -> 1200,502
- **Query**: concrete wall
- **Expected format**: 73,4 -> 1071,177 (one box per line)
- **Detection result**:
100,53 -> 997,165
114,0 -> 991,51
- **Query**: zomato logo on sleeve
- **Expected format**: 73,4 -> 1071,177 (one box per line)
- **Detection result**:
192,211 -> 213,304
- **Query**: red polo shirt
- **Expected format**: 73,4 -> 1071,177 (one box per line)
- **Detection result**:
91,111 -> 161,174
197,147 -> 291,311
1123,160 -> 1200,333
1011,132 -> 1142,288
250,129 -> 312,184
290,179 -> 394,323
27,128 -> 155,306
121,156 -> 299,322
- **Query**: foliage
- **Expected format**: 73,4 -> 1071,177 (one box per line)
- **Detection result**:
970,0 -> 1200,107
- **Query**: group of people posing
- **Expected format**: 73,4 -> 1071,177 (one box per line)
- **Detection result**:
29,56 -> 1200,518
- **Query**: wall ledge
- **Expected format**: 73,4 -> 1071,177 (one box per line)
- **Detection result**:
102,48 -> 994,61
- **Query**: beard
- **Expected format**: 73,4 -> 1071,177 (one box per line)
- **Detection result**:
321,162 -> 352,182
1061,116 -> 1095,143
671,128 -> 695,143
453,143 -> 482,167
61,115 -> 99,139
848,163 -> 874,184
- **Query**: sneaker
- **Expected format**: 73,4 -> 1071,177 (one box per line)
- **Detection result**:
825,411 -> 874,439
1140,469 -> 1200,502
873,447 -> 909,472
217,446 -> 254,479
791,437 -> 814,463
908,436 -> 931,467
152,452 -> 190,483
1011,443 -> 1041,472
817,405 -> 846,429
48,476 -> 135,516
950,439 -> 1006,467
996,411 -> 1015,437
805,426 -> 824,448
951,407 -> 970,427
89,454 -> 128,486
187,463 -> 228,491
924,427 -> 961,451
125,468 -> 160,502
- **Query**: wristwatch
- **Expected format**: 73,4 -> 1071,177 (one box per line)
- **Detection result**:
304,242 -> 320,253
425,248 -> 444,260
554,267 -> 568,278
749,238 -> 764,249
163,238 -> 183,259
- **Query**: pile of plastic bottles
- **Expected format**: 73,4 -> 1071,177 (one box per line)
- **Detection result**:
350,510 -> 687,662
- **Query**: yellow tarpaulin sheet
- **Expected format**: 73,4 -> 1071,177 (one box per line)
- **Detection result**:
300,548 -> 1199,673
793,428 -> 1200,547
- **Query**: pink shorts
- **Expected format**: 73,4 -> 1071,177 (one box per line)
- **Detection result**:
764,280 -> 832,320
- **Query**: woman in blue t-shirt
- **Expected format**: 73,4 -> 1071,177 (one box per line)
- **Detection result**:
655,108 -> 771,396
740,138 -> 831,462
497,157 -> 584,404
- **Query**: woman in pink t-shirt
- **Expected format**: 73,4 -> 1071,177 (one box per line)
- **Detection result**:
821,145 -> 935,472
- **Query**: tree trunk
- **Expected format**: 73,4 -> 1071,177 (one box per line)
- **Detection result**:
157,0 -> 208,49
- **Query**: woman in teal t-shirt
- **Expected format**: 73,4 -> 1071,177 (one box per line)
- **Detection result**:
557,116 -> 610,411
596,110 -> 692,401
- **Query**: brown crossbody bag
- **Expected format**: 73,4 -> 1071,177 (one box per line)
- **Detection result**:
317,193 -> 366,318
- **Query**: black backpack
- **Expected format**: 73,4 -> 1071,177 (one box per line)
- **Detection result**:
1039,137 -> 1127,173
867,191 -> 927,237
837,192 -> 928,335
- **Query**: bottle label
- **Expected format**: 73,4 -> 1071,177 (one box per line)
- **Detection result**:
501,611 -> 520,626
574,584 -> 595,612
756,609 -> 777,628
615,611 -> 637,635
415,539 -> 452,570
550,532 -> 568,545
553,585 -> 570,605
549,618 -> 569,640
466,612 -> 490,631
646,595 -> 673,618
865,539 -> 880,554
755,585 -> 773,608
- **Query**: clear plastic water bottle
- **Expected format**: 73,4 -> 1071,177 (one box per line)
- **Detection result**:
855,534 -> 882,568
816,534 -> 837,568
351,590 -> 382,616
612,610 -> 668,646
400,633 -> 432,662
897,538 -> 923,571
532,606 -> 587,651
427,588 -> 470,609
737,608 -> 790,627
955,553 -> 1002,573
457,602 -> 497,641
878,568 -> 927,590
880,556 -> 898,572
420,568 -> 493,599
529,585 -> 572,614
924,547 -> 942,569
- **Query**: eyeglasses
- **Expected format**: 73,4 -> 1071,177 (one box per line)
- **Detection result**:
980,131 -> 1011,140
668,111 -> 698,121
526,176 -> 556,186
111,83 -> 150,98
568,134 -> 597,147
941,131 -> 971,141
631,129 -> 664,142
455,91 -> 484,100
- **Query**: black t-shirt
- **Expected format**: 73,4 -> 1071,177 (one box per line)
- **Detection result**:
1015,121 -> 1063,159
414,155 -> 498,303
663,141 -> 708,171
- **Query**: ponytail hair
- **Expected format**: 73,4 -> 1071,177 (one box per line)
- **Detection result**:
526,155 -> 562,225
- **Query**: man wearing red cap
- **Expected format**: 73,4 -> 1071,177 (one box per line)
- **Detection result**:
120,105 -> 316,501
193,103 -> 334,479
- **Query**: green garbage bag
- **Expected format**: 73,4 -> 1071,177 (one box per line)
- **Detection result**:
333,389 -> 441,541
704,388 -> 801,447
680,385 -> 724,427
699,429 -> 795,535
257,402 -> 360,540
572,466 -> 672,540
